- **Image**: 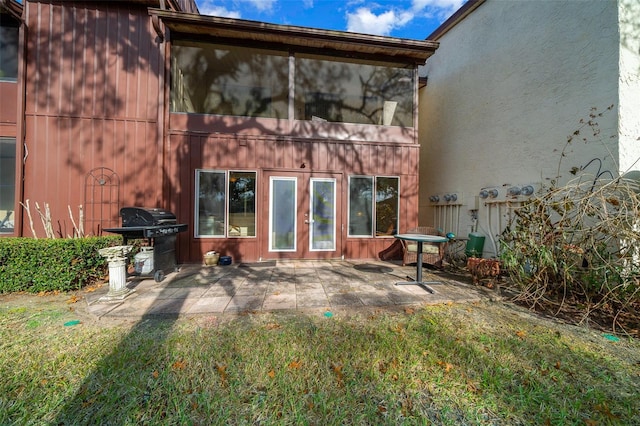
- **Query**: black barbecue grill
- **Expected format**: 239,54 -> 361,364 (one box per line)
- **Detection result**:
104,207 -> 188,282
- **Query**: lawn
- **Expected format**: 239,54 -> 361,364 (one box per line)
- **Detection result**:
0,300 -> 638,425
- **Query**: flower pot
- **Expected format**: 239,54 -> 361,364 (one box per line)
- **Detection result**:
204,252 -> 219,266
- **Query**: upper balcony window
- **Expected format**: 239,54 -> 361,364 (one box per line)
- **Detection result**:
0,13 -> 19,82
294,54 -> 414,127
171,41 -> 289,118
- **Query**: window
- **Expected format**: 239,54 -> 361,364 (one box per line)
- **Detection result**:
348,176 -> 399,237
228,171 -> 256,237
295,54 -> 414,127
169,40 -> 418,129
171,41 -> 289,118
0,13 -> 19,82
195,170 -> 256,237
0,137 -> 15,234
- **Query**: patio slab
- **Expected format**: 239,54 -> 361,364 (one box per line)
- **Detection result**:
85,260 -> 500,319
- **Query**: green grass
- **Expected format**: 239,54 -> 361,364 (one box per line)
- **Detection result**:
0,302 -> 638,425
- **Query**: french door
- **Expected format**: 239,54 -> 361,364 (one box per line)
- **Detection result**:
262,171 -> 342,259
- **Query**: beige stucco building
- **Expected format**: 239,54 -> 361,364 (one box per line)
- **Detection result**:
418,0 -> 640,257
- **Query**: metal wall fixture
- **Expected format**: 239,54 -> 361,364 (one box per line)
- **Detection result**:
507,185 -> 535,196
430,192 -> 463,235
521,185 -> 535,196
507,186 -> 522,196
430,193 -> 460,203
479,188 -> 498,199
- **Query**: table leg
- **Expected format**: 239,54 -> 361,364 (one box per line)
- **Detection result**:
396,241 -> 437,293
416,241 -> 423,283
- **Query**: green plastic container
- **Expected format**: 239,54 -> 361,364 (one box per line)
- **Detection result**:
465,232 -> 485,257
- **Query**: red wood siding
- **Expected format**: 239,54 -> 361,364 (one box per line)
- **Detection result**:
22,1 -> 164,236
15,1 -> 421,264
166,131 -> 419,263
0,83 -> 17,136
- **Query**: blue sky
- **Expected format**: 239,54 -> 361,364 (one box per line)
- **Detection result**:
194,0 -> 465,40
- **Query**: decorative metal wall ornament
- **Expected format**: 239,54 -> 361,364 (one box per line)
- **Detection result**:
84,167 -> 120,235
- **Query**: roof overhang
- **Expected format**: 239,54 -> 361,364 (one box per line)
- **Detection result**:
427,0 -> 485,41
0,0 -> 23,21
149,9 -> 439,64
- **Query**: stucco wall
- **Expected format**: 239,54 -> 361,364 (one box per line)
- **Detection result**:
418,0 -> 621,257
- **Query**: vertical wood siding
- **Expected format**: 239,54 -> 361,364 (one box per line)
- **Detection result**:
22,1 -> 163,236
17,1 -> 420,263
167,131 -> 419,262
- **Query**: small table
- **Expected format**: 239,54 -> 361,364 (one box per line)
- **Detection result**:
394,233 -> 449,293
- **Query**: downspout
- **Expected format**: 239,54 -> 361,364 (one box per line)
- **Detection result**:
154,13 -> 168,210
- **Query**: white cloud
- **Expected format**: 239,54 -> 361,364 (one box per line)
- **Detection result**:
198,2 -> 242,18
347,7 -> 406,36
412,0 -> 465,18
247,0 -> 277,12
346,0 -> 464,36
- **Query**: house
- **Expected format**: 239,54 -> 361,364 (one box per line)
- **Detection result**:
0,0 -> 438,263
418,0 -> 640,258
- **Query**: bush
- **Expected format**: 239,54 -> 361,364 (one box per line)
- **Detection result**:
501,177 -> 640,309
0,236 -> 121,293
499,106 -> 640,331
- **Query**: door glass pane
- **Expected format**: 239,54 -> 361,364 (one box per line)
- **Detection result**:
270,177 -> 296,251
310,179 -> 335,250
348,176 -> 373,236
376,177 -> 399,236
196,170 -> 226,237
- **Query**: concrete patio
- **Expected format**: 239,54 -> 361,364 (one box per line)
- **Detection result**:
85,260 -> 498,319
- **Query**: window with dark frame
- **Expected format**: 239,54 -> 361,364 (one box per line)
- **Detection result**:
0,13 -> 19,82
348,175 -> 399,237
170,40 -> 416,128
295,54 -> 414,127
0,137 -> 16,233
195,170 -> 256,238
171,41 -> 289,119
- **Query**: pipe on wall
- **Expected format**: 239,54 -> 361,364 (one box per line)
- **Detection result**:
432,203 -> 462,236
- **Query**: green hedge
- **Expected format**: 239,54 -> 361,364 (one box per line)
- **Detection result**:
0,236 -> 122,293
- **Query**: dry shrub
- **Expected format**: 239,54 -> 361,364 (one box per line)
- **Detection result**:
501,106 -> 640,334
501,176 -> 640,314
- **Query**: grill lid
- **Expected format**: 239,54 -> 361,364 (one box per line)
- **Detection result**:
120,207 -> 177,227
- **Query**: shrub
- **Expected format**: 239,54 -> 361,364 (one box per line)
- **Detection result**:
0,236 -> 121,293
500,106 -> 640,331
501,177 -> 640,310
